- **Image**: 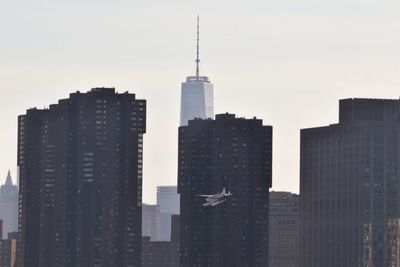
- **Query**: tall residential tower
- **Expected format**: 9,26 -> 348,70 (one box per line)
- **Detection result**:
178,114 -> 272,266
17,88 -> 146,267
301,98 -> 400,266
180,16 -> 214,126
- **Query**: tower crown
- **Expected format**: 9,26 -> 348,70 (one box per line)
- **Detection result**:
5,170 -> 13,187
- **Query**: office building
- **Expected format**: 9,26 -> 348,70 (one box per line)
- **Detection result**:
141,215 -> 180,267
142,204 -> 161,241
157,186 -> 179,241
301,98 -> 400,266
0,171 -> 18,239
157,186 -> 179,215
0,238 -> 16,267
178,113 -> 272,266
17,88 -> 146,267
268,191 -> 299,267
180,16 -> 214,126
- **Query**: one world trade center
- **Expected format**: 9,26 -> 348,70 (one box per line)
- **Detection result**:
180,16 -> 214,126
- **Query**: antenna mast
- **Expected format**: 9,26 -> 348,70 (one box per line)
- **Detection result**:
196,15 -> 200,80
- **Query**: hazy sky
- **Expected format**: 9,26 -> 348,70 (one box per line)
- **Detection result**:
2,0 -> 400,203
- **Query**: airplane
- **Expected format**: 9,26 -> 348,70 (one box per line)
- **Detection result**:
198,188 -> 232,207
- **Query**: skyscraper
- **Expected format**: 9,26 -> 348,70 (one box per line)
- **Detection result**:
300,98 -> 400,266
142,204 -> 161,241
268,191 -> 299,267
178,113 -> 272,266
180,16 -> 214,126
141,215 -> 180,267
17,88 -> 146,267
0,171 -> 18,239
156,186 -> 180,215
156,186 -> 179,241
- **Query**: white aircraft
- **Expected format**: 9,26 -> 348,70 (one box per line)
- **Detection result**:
198,188 -> 232,207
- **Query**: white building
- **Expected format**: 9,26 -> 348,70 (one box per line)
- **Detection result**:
180,16 -> 214,126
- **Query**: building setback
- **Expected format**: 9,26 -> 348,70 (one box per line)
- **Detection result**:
17,88 -> 146,267
178,113 -> 272,266
300,98 -> 400,266
268,191 -> 299,267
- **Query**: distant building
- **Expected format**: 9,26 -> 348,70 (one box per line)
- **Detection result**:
180,16 -> 214,126
0,221 -> 16,267
17,88 -> 146,267
178,113 -> 272,266
0,171 -> 18,239
269,191 -> 299,267
141,215 -> 180,267
0,238 -> 16,267
142,204 -> 161,241
157,186 -> 180,215
157,186 -> 179,241
301,98 -> 400,266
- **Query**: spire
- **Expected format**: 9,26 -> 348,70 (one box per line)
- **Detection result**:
196,15 -> 200,80
5,170 -> 12,186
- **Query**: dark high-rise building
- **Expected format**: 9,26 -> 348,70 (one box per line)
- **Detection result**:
300,98 -> 400,266
17,88 -> 146,267
0,171 -> 18,239
0,238 -> 16,267
268,191 -> 299,267
178,113 -> 272,266
141,215 -> 180,267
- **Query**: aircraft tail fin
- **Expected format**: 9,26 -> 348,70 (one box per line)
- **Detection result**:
222,188 -> 226,194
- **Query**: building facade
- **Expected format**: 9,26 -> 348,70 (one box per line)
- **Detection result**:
363,218 -> 400,267
301,98 -> 400,266
178,113 -> 272,266
141,215 -> 180,267
0,238 -> 16,267
157,186 -> 179,241
157,186 -> 180,215
0,171 -> 18,239
268,191 -> 299,267
17,88 -> 146,267
142,204 -> 161,241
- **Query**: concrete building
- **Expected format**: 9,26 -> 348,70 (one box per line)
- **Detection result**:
17,88 -> 146,267
301,98 -> 400,266
268,191 -> 299,267
178,113 -> 272,266
180,16 -> 214,126
0,171 -> 18,239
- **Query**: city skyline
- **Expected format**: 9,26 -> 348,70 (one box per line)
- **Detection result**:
2,0 -> 400,203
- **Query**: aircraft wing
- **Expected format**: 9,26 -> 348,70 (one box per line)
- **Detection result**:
197,194 -> 214,198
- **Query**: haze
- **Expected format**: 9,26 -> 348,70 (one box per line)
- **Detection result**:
1,0 -> 400,203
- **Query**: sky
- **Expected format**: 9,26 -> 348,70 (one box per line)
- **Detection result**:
1,0 -> 400,203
